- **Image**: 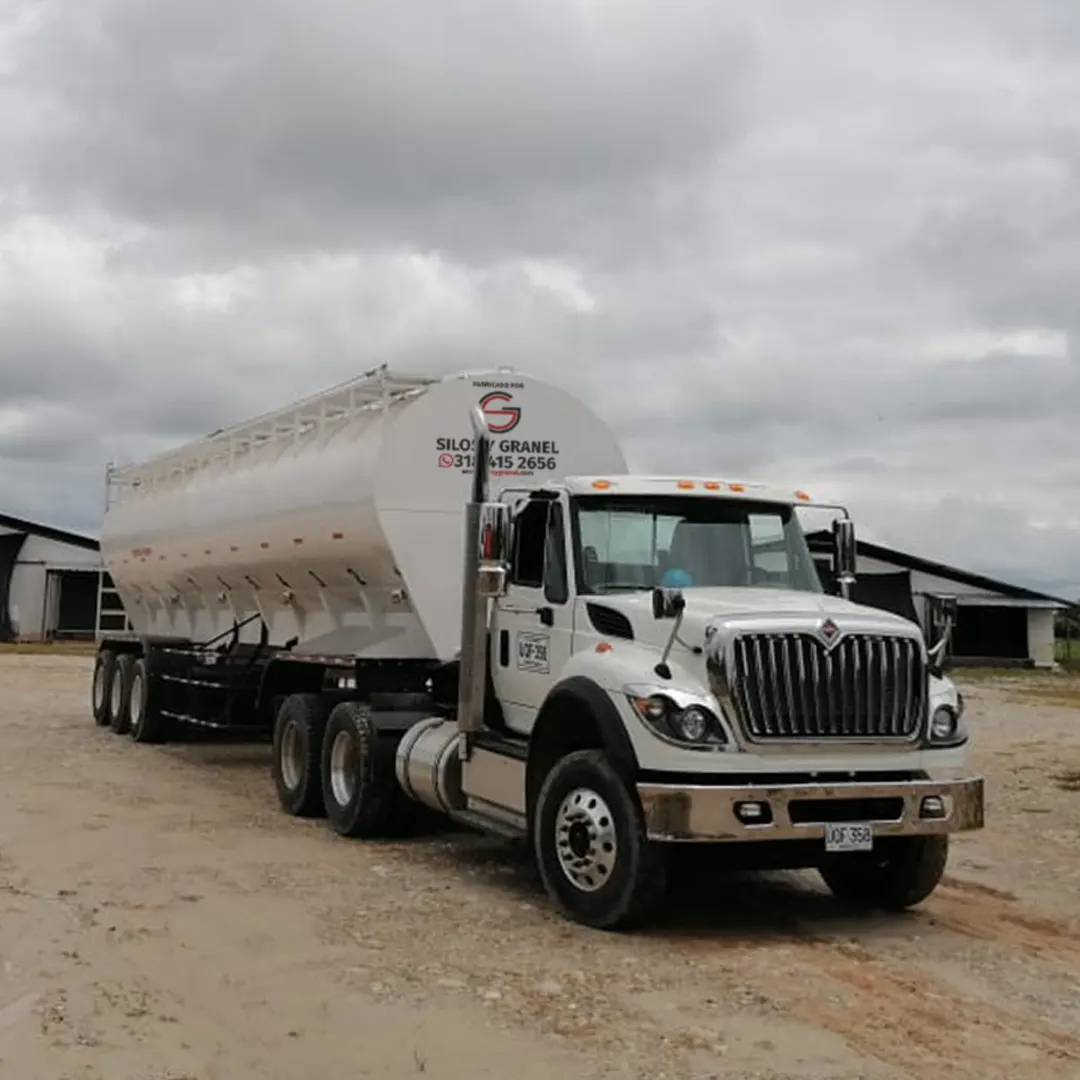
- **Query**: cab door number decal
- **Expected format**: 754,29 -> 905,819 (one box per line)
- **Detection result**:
516,631 -> 550,674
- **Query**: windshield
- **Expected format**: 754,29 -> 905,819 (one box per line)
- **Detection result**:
573,495 -> 823,595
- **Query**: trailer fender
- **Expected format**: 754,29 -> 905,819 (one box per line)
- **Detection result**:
525,676 -> 639,823
256,657 -> 328,717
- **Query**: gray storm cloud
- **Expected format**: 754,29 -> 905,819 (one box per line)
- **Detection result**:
0,0 -> 1077,598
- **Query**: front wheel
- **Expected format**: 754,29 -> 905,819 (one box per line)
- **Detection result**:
533,749 -> 669,931
819,834 -> 949,911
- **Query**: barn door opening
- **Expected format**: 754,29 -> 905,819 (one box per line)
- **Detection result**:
46,569 -> 101,640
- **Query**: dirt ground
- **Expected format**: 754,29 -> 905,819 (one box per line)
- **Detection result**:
1,655 -> 1079,1080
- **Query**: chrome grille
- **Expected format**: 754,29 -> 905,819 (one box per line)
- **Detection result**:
731,632 -> 925,740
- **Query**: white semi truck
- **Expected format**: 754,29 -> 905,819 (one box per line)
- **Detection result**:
91,367 -> 984,930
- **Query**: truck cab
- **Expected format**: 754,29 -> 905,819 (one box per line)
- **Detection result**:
461,474 -> 981,927
492,476 -> 964,756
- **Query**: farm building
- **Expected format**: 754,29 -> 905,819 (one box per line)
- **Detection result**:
807,531 -> 1069,669
0,513 -> 126,643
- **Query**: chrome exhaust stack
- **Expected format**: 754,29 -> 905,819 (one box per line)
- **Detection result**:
455,406 -> 510,735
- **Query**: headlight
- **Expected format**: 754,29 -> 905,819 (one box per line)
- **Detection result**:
929,704 -> 966,746
673,706 -> 710,742
625,687 -> 730,749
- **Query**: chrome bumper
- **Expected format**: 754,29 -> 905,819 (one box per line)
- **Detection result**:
637,776 -> 985,843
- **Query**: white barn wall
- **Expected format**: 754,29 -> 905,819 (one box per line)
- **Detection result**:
1027,609 -> 1056,668
2,528 -> 102,641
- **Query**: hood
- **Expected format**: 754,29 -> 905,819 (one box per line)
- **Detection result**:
588,586 -> 921,651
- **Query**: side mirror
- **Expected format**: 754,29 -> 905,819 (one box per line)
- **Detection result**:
832,517 -> 856,593
651,586 -> 686,620
476,502 -> 511,598
936,595 -> 958,626
927,594 -> 958,674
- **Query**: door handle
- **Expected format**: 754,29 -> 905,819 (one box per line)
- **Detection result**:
538,607 -> 554,627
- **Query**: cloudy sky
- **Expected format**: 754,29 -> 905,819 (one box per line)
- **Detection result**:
1,0 -> 1078,599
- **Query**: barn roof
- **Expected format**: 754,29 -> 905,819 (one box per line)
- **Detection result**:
0,513 -> 100,552
804,530 -> 1070,608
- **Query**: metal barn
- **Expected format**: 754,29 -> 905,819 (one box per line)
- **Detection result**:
807,532 -> 1068,669
0,513 -> 125,643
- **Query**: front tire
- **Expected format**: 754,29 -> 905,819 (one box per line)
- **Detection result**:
533,749 -> 669,931
819,835 -> 949,911
320,701 -> 403,838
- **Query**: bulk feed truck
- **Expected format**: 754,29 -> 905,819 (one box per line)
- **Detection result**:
91,367 -> 984,930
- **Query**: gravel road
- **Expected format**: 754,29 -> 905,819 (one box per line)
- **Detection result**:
1,654 -> 1078,1080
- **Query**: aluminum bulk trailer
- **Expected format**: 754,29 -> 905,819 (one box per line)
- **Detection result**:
100,368 -> 627,662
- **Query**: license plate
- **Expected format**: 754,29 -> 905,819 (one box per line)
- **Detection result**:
824,822 -> 874,852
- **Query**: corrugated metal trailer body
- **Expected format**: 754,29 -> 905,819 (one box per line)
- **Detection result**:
101,369 -> 626,660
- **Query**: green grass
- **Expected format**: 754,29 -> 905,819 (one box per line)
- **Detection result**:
1055,637 -> 1080,672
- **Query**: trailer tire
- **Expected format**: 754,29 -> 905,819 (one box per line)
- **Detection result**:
819,835 -> 949,911
533,749 -> 669,931
92,649 -> 116,726
273,694 -> 330,817
129,656 -> 169,744
109,653 -> 136,735
321,701 -> 402,838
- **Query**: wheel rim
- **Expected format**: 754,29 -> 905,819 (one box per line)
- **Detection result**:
129,671 -> 144,730
329,729 -> 358,807
554,787 -> 617,892
280,723 -> 303,792
92,664 -> 105,712
110,669 -> 123,718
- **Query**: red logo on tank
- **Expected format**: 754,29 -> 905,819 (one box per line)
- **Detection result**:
479,391 -> 521,434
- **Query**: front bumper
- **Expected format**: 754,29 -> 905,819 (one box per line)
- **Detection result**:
637,775 -> 985,843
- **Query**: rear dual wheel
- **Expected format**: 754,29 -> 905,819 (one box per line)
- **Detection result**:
272,696 -> 408,836
91,649 -> 167,742
273,694 -> 330,817
321,702 -> 406,838
91,650 -> 115,726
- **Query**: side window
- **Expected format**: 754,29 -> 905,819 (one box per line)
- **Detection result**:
748,513 -> 789,583
543,502 -> 569,605
511,499 -> 551,588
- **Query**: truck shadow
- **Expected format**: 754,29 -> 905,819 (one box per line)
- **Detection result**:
444,836 -> 921,944
148,738 -> 926,944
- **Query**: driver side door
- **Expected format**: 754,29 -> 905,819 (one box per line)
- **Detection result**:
490,495 -> 574,736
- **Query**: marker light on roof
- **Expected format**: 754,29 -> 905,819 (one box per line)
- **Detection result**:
592,480 -> 612,489
795,490 -> 811,502
677,480 -> 694,489
729,483 -> 745,492
704,481 -> 720,491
